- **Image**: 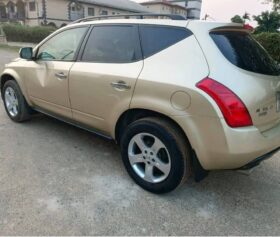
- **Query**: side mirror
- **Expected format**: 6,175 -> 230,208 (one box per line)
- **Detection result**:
19,47 -> 33,60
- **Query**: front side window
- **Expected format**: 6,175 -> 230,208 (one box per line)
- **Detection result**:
139,25 -> 193,59
81,25 -> 142,63
210,31 -> 280,76
37,27 -> 88,61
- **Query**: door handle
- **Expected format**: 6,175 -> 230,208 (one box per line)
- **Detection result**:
111,81 -> 131,90
55,72 -> 67,80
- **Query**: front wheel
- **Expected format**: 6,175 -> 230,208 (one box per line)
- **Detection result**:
2,80 -> 32,122
121,117 -> 191,194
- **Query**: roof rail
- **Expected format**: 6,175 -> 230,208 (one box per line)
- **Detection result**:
70,13 -> 186,24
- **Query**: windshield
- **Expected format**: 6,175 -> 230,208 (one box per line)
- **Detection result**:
210,31 -> 280,76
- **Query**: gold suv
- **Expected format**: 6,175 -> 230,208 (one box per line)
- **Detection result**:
1,15 -> 280,193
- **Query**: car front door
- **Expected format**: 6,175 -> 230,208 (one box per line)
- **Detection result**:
25,26 -> 89,119
69,25 -> 143,134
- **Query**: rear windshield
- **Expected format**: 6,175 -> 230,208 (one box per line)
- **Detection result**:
210,31 -> 280,76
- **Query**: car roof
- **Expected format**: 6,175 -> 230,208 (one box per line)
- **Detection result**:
67,19 -> 190,28
64,19 -> 243,30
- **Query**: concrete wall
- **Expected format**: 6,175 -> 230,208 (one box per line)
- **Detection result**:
83,4 -> 131,17
25,0 -> 43,26
0,35 -> 7,44
141,3 -> 187,16
166,0 -> 202,19
45,0 -> 70,27
142,4 -> 172,15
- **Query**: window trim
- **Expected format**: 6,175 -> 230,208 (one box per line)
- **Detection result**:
35,25 -> 90,62
77,24 -> 143,64
77,24 -> 193,64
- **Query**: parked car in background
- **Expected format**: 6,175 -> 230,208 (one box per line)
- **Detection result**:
1,15 -> 280,193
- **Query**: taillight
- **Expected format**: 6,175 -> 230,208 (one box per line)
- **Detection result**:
196,78 -> 253,128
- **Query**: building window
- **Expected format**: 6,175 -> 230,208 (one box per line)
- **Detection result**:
7,2 -> 15,13
29,2 -> 36,11
100,10 -> 108,15
69,2 -> 84,21
112,12 -> 115,15
88,7 -> 95,16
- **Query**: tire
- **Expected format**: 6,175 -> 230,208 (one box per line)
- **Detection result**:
2,80 -> 32,122
120,117 -> 191,194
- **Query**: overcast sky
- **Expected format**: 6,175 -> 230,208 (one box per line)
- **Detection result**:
133,0 -> 273,25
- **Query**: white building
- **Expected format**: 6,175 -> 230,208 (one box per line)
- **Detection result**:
167,0 -> 202,19
141,1 -> 188,17
0,0 -> 148,27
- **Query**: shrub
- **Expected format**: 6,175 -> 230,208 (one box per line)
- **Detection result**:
254,32 -> 280,63
1,24 -> 55,43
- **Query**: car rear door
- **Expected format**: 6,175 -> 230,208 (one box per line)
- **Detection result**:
69,24 -> 143,134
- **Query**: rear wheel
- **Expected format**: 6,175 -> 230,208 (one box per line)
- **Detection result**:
121,117 -> 191,194
2,80 -> 32,122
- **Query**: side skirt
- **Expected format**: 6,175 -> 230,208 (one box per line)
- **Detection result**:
33,107 -> 113,141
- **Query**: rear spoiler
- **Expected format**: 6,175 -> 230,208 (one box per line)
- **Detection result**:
211,24 -> 255,33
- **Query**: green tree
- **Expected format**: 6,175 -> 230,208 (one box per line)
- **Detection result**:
263,0 -> 280,10
272,0 -> 280,10
253,11 -> 280,33
231,12 -> 250,24
231,15 -> 245,23
243,12 -> 251,21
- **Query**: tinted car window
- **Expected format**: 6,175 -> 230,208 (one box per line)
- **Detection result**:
37,27 -> 88,61
139,25 -> 192,58
210,31 -> 280,76
81,25 -> 142,63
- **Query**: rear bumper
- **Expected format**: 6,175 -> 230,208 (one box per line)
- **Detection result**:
172,115 -> 280,170
239,147 -> 280,170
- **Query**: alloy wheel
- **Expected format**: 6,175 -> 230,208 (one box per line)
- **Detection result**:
4,87 -> 19,117
128,133 -> 171,183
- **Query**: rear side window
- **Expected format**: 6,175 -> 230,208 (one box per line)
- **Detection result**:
81,25 -> 142,63
139,25 -> 193,59
210,31 -> 280,76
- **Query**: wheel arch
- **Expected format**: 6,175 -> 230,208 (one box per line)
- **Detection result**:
115,108 -> 189,146
0,70 -> 31,105
1,74 -> 14,92
114,108 -> 208,180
